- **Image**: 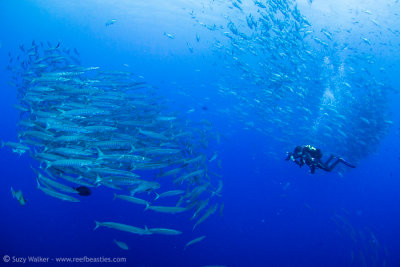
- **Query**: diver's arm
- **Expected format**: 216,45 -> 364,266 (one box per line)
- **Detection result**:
286,151 -> 301,161
292,154 -> 305,167
285,152 -> 303,167
293,159 -> 302,167
310,164 -> 316,174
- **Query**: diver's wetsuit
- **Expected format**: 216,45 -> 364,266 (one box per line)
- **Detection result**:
286,145 -> 355,174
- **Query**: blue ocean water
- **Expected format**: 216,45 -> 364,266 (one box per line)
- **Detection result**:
1,0 -> 399,266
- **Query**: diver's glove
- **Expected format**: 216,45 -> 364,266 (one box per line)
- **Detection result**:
285,152 -> 294,161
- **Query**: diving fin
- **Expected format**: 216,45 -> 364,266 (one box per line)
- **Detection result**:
339,158 -> 356,168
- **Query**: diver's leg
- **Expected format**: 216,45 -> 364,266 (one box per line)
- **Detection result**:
326,158 -> 343,171
338,158 -> 356,168
324,158 -> 356,171
324,155 -> 336,166
317,162 -> 331,172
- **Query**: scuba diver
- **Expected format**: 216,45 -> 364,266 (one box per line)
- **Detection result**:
286,145 -> 356,174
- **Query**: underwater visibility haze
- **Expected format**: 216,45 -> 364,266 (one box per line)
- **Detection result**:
1,0 -> 400,266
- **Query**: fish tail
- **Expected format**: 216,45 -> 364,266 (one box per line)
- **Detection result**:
95,174 -> 102,184
144,202 -> 150,211
154,192 -> 160,201
129,188 -> 136,196
39,161 -> 45,169
93,221 -> 101,231
10,187 -> 15,198
29,164 -> 37,174
36,179 -> 41,189
96,147 -> 104,158
83,165 -> 91,172
0,141 -> 4,148
113,193 -> 117,200
43,160 -> 51,169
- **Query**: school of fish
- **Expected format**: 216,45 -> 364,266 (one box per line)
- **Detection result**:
3,0 -> 398,260
183,0 -> 396,171
5,40 -> 223,242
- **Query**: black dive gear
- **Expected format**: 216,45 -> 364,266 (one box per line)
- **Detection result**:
286,145 -> 355,174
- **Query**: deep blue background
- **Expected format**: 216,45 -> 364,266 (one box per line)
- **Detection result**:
1,1 -> 399,266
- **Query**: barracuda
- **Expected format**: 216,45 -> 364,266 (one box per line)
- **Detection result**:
93,221 -> 152,235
